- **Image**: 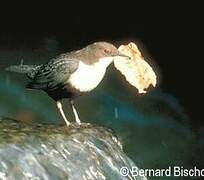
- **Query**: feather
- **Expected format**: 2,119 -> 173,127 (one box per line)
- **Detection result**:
27,58 -> 79,91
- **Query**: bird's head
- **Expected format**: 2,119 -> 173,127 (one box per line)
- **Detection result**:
90,42 -> 129,58
77,42 -> 129,68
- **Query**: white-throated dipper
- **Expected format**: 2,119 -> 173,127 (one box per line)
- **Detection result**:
6,42 -> 129,126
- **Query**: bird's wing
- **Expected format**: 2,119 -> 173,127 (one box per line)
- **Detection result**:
26,58 -> 79,91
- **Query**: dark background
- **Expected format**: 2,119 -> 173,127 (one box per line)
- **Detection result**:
0,1 -> 202,127
0,2 -> 203,179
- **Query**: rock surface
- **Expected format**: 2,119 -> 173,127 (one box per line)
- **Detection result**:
0,118 -> 147,180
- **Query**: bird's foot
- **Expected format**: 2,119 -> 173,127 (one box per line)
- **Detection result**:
64,119 -> 71,126
68,121 -> 91,129
75,117 -> 81,125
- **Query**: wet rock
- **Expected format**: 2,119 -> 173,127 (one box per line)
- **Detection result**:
0,118 -> 147,180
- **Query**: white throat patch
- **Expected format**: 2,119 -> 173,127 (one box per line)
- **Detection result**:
68,57 -> 113,92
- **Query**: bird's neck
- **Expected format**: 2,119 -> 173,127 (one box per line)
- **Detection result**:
97,57 -> 113,68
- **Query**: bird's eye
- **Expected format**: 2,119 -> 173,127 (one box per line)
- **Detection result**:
104,49 -> 110,54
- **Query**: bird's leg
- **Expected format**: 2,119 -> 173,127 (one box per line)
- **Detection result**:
56,101 -> 70,126
69,99 -> 81,124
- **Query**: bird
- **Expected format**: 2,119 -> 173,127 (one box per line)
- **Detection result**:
6,42 -> 129,126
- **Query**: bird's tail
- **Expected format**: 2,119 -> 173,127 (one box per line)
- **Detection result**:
5,60 -> 40,78
5,64 -> 39,74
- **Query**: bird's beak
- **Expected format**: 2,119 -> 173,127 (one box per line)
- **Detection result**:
117,52 -> 131,59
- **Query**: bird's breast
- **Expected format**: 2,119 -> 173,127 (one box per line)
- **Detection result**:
68,60 -> 109,92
